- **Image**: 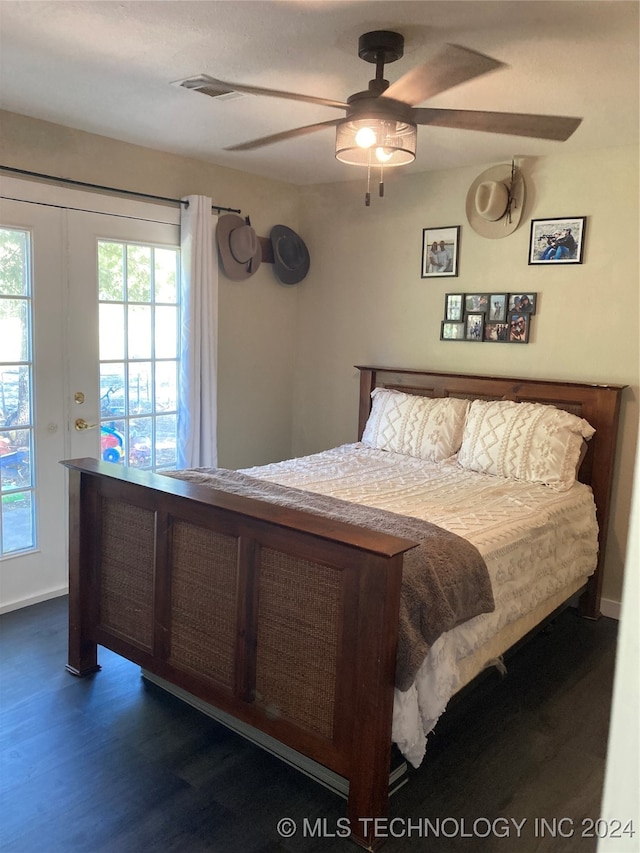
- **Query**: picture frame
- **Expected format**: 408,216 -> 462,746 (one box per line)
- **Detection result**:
422,226 -> 460,278
508,313 -> 530,343
465,313 -> 484,341
440,321 -> 465,341
488,294 -> 508,322
444,293 -> 464,321
528,217 -> 586,265
483,322 -> 510,342
439,291 -> 535,345
465,293 -> 490,313
508,293 -> 537,314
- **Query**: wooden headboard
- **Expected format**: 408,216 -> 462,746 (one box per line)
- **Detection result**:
356,366 -> 625,619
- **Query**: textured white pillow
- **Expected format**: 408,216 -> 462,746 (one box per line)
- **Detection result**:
361,388 -> 469,462
457,399 -> 595,490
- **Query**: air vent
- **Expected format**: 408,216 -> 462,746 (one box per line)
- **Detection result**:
173,74 -> 244,101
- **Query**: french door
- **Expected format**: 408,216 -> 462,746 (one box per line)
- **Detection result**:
0,178 -> 180,611
66,212 -> 181,472
0,201 -> 67,610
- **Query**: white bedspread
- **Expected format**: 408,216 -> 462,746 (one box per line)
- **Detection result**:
241,444 -> 599,767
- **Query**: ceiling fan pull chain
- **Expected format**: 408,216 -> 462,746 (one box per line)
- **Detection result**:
379,164 -> 385,197
365,158 -> 371,206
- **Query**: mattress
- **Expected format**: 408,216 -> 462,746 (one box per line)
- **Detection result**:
242,443 -> 599,767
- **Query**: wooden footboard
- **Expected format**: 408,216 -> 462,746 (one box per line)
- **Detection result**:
63,458 -> 418,850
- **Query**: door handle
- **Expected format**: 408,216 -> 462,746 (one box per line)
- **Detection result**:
75,418 -> 99,431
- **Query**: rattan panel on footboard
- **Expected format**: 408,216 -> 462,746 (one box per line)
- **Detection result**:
99,498 -> 155,650
169,521 -> 238,687
256,548 -> 341,739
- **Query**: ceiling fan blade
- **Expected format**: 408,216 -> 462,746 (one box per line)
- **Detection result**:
413,107 -> 582,141
224,119 -> 343,152
382,44 -> 505,106
185,74 -> 348,110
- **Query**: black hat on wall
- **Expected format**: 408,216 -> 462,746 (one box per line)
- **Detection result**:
270,225 -> 310,285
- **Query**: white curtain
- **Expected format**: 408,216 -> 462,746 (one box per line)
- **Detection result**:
177,195 -> 218,468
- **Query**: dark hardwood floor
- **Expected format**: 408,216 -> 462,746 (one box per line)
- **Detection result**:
0,596 -> 618,852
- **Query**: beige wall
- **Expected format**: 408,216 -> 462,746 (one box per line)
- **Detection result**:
294,145 -> 639,607
1,110 -> 637,606
0,110 -> 300,468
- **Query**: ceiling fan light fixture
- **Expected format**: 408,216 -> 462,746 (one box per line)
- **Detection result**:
335,116 -> 417,167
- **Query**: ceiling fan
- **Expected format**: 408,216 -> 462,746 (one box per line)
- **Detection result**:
186,31 -> 582,164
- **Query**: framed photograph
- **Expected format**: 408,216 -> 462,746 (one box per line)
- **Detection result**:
488,294 -> 508,322
440,321 -> 465,341
465,293 -> 489,313
483,322 -> 510,342
465,313 -> 484,341
529,217 -> 586,265
422,226 -> 460,277
444,293 -> 464,321
508,313 -> 530,343
508,293 -> 537,314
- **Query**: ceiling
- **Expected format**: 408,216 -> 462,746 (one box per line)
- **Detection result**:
0,1 -> 638,186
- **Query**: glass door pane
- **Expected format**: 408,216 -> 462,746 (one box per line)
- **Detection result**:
0,228 -> 35,556
98,240 -> 180,471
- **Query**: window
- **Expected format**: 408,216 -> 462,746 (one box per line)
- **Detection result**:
0,228 -> 35,555
98,241 -> 180,471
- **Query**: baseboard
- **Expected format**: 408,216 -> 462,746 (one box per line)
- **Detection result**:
0,586 -> 68,615
600,598 -> 621,620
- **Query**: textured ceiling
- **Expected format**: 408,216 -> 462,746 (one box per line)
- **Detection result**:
0,1 -> 638,185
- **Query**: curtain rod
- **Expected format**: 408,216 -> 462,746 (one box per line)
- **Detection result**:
0,165 -> 241,214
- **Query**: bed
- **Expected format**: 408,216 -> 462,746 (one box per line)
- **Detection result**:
63,366 -> 623,850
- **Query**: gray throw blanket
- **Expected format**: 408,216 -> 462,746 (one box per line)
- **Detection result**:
165,468 -> 494,692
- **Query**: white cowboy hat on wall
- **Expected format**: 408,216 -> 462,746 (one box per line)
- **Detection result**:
466,162 -> 526,238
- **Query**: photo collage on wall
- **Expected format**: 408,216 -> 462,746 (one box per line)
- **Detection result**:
441,293 -> 537,343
